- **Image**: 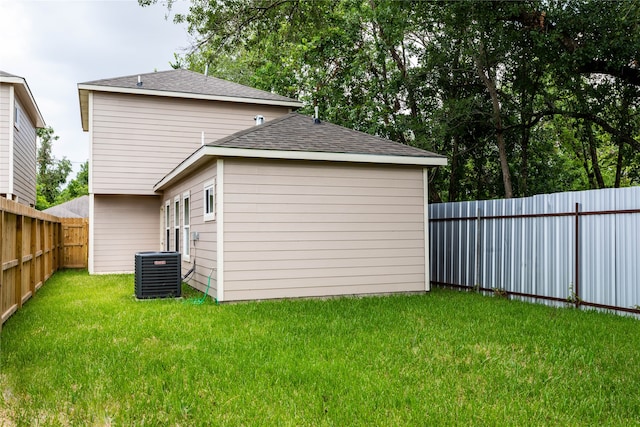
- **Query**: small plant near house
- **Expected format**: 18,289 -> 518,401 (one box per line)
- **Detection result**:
492,287 -> 508,298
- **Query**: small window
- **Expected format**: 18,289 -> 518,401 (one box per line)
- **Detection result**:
204,179 -> 215,222
174,197 -> 180,252
164,201 -> 170,251
182,192 -> 190,259
14,103 -> 21,130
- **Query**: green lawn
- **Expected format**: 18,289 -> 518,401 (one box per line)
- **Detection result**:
1,270 -> 639,426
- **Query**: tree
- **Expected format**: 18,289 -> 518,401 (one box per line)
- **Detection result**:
36,127 -> 72,210
56,161 -> 89,205
146,0 -> 640,201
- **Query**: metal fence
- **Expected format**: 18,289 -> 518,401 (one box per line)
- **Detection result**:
429,187 -> 640,315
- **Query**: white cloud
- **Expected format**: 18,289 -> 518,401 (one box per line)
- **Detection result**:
0,0 -> 192,174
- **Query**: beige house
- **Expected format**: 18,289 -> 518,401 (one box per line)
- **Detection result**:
0,71 -> 45,206
79,69 -> 447,301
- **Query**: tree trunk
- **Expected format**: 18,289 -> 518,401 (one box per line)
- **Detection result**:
615,141 -> 624,188
585,121 -> 605,188
448,135 -> 460,202
474,55 -> 513,198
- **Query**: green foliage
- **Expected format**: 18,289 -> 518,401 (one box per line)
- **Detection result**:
55,161 -> 89,205
2,270 -> 640,424
146,0 -> 640,201
36,127 -> 72,210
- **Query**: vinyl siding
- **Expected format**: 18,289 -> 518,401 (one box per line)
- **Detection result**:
0,85 -> 10,193
90,92 -> 290,195
12,95 -> 37,205
161,162 -> 218,296
222,159 -> 426,301
93,195 -> 161,273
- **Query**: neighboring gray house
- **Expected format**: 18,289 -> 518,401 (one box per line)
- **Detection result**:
0,71 -> 45,206
43,195 -> 89,218
79,69 -> 447,302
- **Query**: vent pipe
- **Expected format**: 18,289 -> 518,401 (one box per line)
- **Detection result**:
254,115 -> 265,125
137,75 -> 142,87
204,64 -> 209,76
314,106 -> 321,124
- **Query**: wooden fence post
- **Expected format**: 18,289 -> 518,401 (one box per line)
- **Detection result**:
15,214 -> 23,309
30,218 -> 37,296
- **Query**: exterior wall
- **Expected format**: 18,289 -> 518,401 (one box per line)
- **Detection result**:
92,195 -> 161,273
222,158 -> 426,301
90,92 -> 291,195
0,85 -> 10,194
161,162 -> 218,296
12,95 -> 37,206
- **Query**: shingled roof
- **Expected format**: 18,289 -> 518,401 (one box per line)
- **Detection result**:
155,113 -> 446,191
209,112 -> 441,157
0,70 -> 46,128
0,70 -> 20,78
79,69 -> 299,104
78,69 -> 302,131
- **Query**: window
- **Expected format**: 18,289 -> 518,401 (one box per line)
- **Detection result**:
14,103 -> 21,130
204,179 -> 215,221
174,197 -> 180,252
164,201 -> 170,251
182,192 -> 190,259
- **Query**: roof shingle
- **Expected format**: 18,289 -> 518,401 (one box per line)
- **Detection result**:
80,69 -> 299,104
207,112 -> 445,158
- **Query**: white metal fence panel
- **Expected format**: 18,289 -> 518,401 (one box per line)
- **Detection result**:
429,187 -> 640,315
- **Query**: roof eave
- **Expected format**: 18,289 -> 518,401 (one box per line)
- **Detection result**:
154,146 -> 447,192
79,88 -> 89,132
76,83 -> 304,109
1,75 -> 46,128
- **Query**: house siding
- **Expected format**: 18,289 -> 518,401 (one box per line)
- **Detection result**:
0,85 -> 10,194
222,159 -> 426,301
161,163 -> 218,296
90,92 -> 290,195
93,195 -> 161,273
12,95 -> 37,206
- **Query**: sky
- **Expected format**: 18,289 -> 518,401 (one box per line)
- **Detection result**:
0,0 -> 193,176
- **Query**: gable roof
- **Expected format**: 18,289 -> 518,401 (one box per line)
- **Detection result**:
78,69 -> 302,131
155,113 -> 447,191
0,70 -> 46,128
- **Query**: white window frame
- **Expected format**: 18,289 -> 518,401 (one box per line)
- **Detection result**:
182,191 -> 191,260
164,200 -> 171,251
174,196 -> 180,252
14,103 -> 21,131
204,179 -> 216,222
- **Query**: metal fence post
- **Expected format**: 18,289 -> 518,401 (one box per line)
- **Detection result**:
574,202 -> 580,308
474,207 -> 481,292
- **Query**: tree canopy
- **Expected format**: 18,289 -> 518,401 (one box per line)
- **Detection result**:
36,127 -> 87,210
147,0 -> 640,201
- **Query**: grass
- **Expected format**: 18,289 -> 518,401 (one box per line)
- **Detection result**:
1,270 -> 639,426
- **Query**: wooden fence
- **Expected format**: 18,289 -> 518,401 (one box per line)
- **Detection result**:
0,198 -> 88,331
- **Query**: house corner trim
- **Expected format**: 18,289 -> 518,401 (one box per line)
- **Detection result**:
8,85 -> 15,196
423,168 -> 430,292
88,194 -> 95,274
216,158 -> 225,302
